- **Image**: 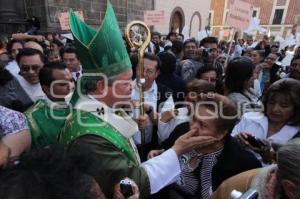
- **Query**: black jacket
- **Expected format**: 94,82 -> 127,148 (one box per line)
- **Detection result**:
212,136 -> 262,190
154,123 -> 262,199
160,122 -> 189,150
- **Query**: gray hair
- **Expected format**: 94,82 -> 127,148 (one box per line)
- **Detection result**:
83,75 -> 117,94
277,138 -> 300,189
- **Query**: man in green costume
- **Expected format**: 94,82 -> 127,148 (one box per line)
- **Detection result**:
25,61 -> 74,148
58,2 -> 217,198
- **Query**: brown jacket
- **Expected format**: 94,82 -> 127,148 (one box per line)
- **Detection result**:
209,169 -> 260,199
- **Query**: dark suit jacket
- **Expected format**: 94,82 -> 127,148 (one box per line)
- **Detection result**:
156,74 -> 186,103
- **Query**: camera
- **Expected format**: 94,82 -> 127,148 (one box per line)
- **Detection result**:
201,47 -> 210,58
120,179 -> 134,198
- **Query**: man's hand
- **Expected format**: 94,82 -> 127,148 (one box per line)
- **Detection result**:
113,178 -> 139,199
147,149 -> 165,159
135,115 -> 149,130
171,129 -> 218,156
160,109 -> 178,123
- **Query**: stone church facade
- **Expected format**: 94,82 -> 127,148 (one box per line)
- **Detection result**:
0,0 -> 211,38
0,0 -> 153,34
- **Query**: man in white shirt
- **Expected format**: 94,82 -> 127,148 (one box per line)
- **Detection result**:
61,46 -> 82,81
131,53 -> 174,158
16,48 -> 45,102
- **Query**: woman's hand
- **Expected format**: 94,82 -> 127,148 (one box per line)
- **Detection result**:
236,133 -> 274,163
236,133 -> 265,151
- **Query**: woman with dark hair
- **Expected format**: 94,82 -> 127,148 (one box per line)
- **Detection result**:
197,64 -> 218,86
196,64 -> 222,93
157,79 -> 216,147
251,50 -> 265,65
251,50 -> 265,97
232,78 -> 300,164
50,39 -> 64,53
164,31 -> 178,50
150,93 -> 261,199
225,57 -> 260,114
157,51 -> 186,103
5,39 -> 23,75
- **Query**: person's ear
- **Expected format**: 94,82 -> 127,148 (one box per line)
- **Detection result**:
41,85 -> 50,95
96,80 -> 105,94
155,69 -> 160,78
281,179 -> 297,199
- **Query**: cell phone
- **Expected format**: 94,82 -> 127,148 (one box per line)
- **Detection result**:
120,179 -> 133,198
244,135 -> 267,148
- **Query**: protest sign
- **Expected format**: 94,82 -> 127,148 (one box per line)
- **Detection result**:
144,10 -> 165,26
226,0 -> 253,30
59,11 -> 84,30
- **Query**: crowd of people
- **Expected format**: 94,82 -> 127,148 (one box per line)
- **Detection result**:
0,3 -> 300,199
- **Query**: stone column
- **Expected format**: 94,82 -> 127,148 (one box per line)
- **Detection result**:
0,0 -> 18,21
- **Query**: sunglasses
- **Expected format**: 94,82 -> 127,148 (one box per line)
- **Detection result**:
20,64 -> 42,72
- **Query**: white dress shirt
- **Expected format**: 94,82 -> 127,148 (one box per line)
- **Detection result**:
158,107 -> 190,144
5,60 -> 20,76
232,112 -> 300,144
71,65 -> 82,81
131,80 -> 158,144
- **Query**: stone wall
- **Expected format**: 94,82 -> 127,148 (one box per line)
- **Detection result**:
23,0 -> 152,33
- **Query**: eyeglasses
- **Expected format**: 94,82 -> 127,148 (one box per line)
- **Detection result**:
144,69 -> 156,76
11,48 -> 22,53
20,64 -> 42,72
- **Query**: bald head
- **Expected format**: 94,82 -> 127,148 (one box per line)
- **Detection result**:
24,41 -> 44,54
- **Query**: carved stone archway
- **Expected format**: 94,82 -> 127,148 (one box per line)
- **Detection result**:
169,7 -> 185,33
189,12 -> 201,37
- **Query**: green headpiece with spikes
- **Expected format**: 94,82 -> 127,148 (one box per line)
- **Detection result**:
68,1 -> 131,105
69,1 -> 131,76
